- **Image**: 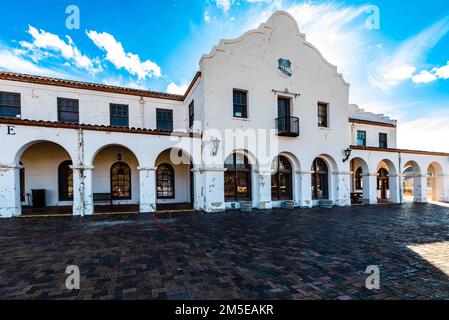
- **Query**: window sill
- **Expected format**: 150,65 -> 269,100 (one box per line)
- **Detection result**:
318,126 -> 331,131
233,117 -> 251,121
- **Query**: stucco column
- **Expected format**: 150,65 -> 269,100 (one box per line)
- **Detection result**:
388,174 -> 401,204
362,173 -> 378,205
201,167 -> 226,213
257,168 -> 273,210
138,167 -> 157,213
333,171 -> 351,207
0,163 -> 21,218
437,175 -> 449,202
191,168 -> 204,211
414,174 -> 428,203
297,171 -> 312,208
71,165 -> 94,216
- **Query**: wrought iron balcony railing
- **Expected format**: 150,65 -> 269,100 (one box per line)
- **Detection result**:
275,116 -> 299,137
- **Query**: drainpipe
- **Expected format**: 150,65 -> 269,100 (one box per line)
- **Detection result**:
139,97 -> 145,128
77,128 -> 85,216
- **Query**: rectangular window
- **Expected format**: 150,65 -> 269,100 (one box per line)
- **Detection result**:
0,92 -> 21,118
57,98 -> 79,123
157,109 -> 173,131
233,90 -> 248,118
318,102 -> 328,128
110,104 -> 129,127
357,130 -> 367,147
189,100 -> 194,129
379,133 -> 388,148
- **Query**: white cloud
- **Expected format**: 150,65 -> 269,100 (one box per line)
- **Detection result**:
369,16 -> 449,91
214,0 -> 233,12
167,82 -> 188,95
86,30 -> 161,80
433,61 -> 449,79
0,46 -> 67,78
398,114 -> 449,152
204,11 -> 211,23
412,70 -> 437,84
20,26 -> 102,74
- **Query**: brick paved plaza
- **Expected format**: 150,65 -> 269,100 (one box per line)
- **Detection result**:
0,203 -> 448,300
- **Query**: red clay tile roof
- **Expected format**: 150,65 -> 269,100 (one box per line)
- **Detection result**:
0,71 -> 201,101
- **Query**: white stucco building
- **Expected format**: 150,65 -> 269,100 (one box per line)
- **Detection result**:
1,11 -> 449,218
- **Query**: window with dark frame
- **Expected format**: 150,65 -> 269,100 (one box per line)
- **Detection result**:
311,158 -> 329,200
0,92 -> 21,118
111,162 -> 131,200
357,130 -> 367,147
58,160 -> 74,201
379,133 -> 388,148
189,100 -> 194,129
233,90 -> 248,118
157,164 -> 175,199
317,102 -> 328,128
110,104 -> 129,127
57,98 -> 79,123
271,156 -> 293,201
355,167 -> 363,190
156,109 -> 173,131
224,153 -> 252,202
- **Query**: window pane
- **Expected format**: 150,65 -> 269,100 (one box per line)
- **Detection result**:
58,98 -> 79,123
233,90 -> 247,118
157,109 -> 173,131
0,106 -> 20,118
110,104 -> 129,127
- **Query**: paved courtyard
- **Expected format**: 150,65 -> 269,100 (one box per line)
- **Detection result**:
0,203 -> 449,300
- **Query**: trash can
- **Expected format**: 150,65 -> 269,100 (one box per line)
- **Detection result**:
32,189 -> 46,208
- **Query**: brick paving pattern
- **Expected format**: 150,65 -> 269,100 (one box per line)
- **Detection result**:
0,203 -> 449,300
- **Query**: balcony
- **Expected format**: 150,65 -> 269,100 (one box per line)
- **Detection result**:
275,116 -> 299,137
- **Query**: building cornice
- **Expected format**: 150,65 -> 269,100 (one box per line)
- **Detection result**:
348,118 -> 397,128
0,117 -> 201,138
351,145 -> 449,157
0,71 -> 201,102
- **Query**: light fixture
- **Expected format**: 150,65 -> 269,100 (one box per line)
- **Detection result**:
343,148 -> 352,163
211,137 -> 221,156
117,153 -> 122,161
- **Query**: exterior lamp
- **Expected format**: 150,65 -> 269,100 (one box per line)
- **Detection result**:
343,148 -> 352,163
117,153 -> 122,161
211,137 -> 221,156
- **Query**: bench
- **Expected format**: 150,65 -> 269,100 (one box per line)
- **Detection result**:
93,193 -> 113,205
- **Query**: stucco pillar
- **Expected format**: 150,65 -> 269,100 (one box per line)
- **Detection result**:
72,165 -> 94,216
191,168 -> 204,211
333,171 -> 351,207
362,173 -> 378,205
414,174 -> 428,203
297,171 -> 312,208
0,163 -> 21,218
201,167 -> 226,213
257,168 -> 273,210
388,174 -> 401,204
138,167 -> 157,213
437,176 -> 449,202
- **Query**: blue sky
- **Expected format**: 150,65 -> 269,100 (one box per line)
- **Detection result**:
0,0 -> 448,151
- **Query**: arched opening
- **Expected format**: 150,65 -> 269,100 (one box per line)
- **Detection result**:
154,148 -> 194,211
375,159 -> 398,203
17,141 -> 73,215
92,145 -> 139,213
224,152 -> 252,202
427,162 -> 444,202
311,158 -> 329,200
403,161 -> 422,203
349,157 -> 370,204
58,160 -> 73,201
271,155 -> 293,201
